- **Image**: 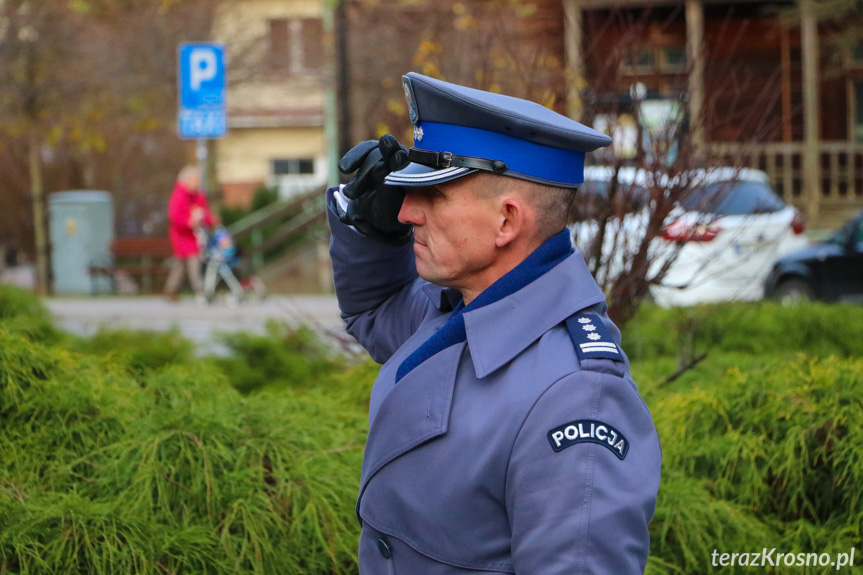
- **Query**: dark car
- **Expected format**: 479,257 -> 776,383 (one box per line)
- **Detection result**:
764,210 -> 863,303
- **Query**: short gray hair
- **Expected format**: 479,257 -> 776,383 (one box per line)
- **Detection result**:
529,182 -> 577,240
479,175 -> 575,241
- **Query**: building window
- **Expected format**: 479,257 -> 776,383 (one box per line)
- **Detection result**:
270,157 -> 326,198
273,158 -> 315,176
854,80 -> 863,142
268,18 -> 324,74
852,44 -> 863,66
622,46 -> 686,74
623,49 -> 656,73
660,47 -> 687,72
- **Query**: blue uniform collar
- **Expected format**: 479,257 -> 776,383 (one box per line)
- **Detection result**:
419,246 -> 608,379
399,230 -> 572,383
421,283 -> 462,312
463,249 -> 606,378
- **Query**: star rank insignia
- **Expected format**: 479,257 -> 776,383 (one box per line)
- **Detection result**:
564,313 -> 623,362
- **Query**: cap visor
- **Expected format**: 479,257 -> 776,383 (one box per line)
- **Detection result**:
385,162 -> 477,187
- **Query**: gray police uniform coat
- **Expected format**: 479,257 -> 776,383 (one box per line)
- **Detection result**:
328,190 -> 661,575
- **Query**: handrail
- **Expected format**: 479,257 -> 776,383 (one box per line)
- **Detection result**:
226,187 -> 328,272
707,141 -> 863,206
254,201 -> 327,256
227,188 -> 325,241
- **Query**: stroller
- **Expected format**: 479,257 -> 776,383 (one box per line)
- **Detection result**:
201,227 -> 267,306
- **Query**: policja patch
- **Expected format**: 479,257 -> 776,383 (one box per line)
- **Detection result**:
547,419 -> 629,460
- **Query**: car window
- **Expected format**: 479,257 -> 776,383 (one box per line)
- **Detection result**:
580,180 -> 608,199
827,216 -> 862,245
572,181 -> 606,221
573,180 -> 649,221
622,184 -> 650,211
680,181 -> 786,216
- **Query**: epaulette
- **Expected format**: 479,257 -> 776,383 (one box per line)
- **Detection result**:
564,312 -> 624,365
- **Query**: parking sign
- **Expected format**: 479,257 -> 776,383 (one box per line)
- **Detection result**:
178,43 -> 227,139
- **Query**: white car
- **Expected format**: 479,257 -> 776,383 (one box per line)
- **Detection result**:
572,167 -> 809,306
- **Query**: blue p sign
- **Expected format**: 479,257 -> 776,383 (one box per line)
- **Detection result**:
178,43 -> 226,138
191,48 -> 218,91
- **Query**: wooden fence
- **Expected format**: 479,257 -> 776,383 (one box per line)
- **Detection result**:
709,142 -> 863,208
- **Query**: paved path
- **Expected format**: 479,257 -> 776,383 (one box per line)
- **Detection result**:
44,294 -> 352,355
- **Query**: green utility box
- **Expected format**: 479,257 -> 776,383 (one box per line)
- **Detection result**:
49,191 -> 114,294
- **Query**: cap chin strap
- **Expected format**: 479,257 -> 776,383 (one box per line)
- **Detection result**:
409,147 -> 508,175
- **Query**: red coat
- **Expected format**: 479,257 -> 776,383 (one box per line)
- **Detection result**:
167,182 -> 214,258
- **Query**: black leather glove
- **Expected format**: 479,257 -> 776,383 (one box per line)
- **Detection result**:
336,134 -> 412,245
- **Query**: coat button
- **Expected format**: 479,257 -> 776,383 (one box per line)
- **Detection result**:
377,538 -> 392,559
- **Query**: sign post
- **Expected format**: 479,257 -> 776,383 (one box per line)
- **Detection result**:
178,43 -> 227,195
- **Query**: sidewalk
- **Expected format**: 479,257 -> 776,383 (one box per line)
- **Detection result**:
44,294 -> 349,354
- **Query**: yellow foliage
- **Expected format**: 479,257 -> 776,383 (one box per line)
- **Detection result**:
413,40 -> 443,71
136,118 -> 162,132
158,0 -> 183,13
543,55 -> 561,70
514,3 -> 537,18
488,83 -> 502,94
454,15 -> 478,30
490,50 -> 509,70
386,98 -> 405,116
47,126 -> 64,148
452,2 -> 466,15
86,108 -> 106,123
381,77 -> 396,90
375,122 -> 390,139
421,62 -> 441,78
83,133 -> 107,154
540,92 -> 556,110
69,0 -> 91,14
416,40 -> 442,56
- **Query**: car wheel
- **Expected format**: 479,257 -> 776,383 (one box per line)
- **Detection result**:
773,278 -> 814,304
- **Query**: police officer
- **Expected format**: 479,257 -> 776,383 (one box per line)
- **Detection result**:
328,72 -> 661,574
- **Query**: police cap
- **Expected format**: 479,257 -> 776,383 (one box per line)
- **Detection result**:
385,72 -> 612,189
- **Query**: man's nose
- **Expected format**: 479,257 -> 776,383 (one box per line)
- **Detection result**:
398,191 -> 421,225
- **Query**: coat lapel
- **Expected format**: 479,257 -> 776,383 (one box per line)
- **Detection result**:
357,341 -> 463,511
465,251 -> 607,378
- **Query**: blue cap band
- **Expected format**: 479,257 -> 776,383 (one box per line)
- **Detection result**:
417,121 -> 586,187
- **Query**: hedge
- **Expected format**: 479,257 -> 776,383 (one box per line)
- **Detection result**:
1,283 -> 862,574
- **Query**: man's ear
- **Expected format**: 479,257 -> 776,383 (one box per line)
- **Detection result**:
496,196 -> 525,248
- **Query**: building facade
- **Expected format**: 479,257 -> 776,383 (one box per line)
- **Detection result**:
565,0 -> 863,219
340,0 -> 863,220
214,0 -> 328,207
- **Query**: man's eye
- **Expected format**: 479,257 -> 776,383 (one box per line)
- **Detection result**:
415,188 -> 441,199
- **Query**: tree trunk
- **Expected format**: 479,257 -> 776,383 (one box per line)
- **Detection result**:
29,129 -> 49,296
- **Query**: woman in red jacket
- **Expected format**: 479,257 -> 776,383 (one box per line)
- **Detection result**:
163,165 -> 214,303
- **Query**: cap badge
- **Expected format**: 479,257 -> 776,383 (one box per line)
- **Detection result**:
413,125 -> 424,142
403,77 -> 419,125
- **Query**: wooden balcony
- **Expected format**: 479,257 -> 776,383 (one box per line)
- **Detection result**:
709,142 -> 863,227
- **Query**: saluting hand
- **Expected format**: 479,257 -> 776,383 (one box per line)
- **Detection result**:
336,134 -> 412,245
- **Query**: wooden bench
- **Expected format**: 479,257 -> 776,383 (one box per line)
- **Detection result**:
88,237 -> 174,294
